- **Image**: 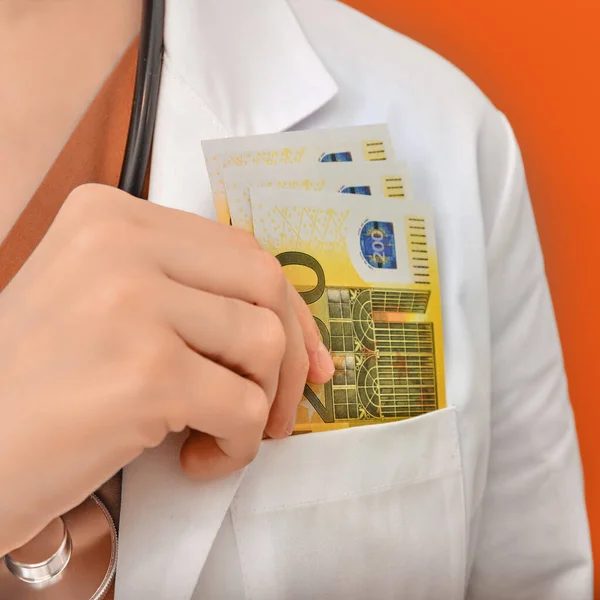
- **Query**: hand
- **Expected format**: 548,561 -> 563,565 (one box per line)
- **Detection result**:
0,184 -> 334,555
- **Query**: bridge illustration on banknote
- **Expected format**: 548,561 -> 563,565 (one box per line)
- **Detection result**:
278,251 -> 439,428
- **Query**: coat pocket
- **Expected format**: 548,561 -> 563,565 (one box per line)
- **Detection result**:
230,407 -> 466,600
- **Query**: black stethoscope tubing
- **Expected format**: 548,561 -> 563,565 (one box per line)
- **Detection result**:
118,0 -> 165,198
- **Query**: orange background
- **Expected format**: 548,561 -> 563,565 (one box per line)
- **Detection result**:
344,0 -> 600,587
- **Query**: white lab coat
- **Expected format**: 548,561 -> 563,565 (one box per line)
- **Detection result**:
114,1 -> 593,598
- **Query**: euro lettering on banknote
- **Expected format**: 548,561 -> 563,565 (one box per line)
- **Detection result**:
250,188 -> 446,434
222,161 -> 413,233
202,124 -> 394,225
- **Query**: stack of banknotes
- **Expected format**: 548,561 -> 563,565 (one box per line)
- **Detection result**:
203,125 -> 445,434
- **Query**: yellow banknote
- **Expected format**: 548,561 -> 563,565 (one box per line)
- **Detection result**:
250,188 -> 446,433
223,161 -> 413,232
202,124 -> 394,225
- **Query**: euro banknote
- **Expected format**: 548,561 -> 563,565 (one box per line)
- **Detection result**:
250,188 -> 446,433
202,124 -> 394,225
223,161 -> 413,232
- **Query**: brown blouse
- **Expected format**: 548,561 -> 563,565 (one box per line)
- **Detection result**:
0,39 -> 139,291
0,39 -> 140,525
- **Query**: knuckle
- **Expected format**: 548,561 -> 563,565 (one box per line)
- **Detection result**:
295,350 -> 310,379
116,337 -> 182,448
242,449 -> 260,467
284,347 -> 310,384
127,334 -> 180,394
68,218 -> 123,256
255,308 -> 287,363
230,227 -> 260,249
241,381 -> 270,430
97,274 -> 146,314
257,252 -> 287,302
61,185 -> 135,239
64,183 -> 100,208
62,184 -> 112,222
235,443 -> 261,468
136,417 -> 171,450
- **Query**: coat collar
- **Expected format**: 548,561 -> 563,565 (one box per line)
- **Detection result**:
161,0 -> 338,137
146,0 -> 338,216
117,3 -> 338,598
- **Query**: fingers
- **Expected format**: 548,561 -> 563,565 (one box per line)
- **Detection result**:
105,189 -> 256,248
146,234 -> 304,418
106,198 -> 334,441
287,281 -> 334,384
174,352 -> 269,480
180,431 -> 248,481
76,192 -> 334,386
162,278 -> 312,440
146,223 -> 333,438
143,223 -> 334,377
263,283 -> 310,439
266,284 -> 334,438
141,225 -> 271,301
163,281 -> 285,404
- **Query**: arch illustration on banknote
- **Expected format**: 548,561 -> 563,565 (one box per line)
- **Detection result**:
278,251 -> 439,428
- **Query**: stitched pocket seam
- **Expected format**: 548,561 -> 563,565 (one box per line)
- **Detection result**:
233,462 -> 462,515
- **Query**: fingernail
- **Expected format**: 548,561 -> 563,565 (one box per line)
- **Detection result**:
314,341 -> 335,377
285,413 -> 297,436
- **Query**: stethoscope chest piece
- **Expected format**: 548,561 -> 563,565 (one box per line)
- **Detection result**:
0,495 -> 117,599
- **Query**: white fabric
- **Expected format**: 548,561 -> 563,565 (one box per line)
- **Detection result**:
227,408 -> 466,600
114,1 -> 593,598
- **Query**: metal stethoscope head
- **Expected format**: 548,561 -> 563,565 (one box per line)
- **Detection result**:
1,497 -> 117,599
0,0 -> 164,597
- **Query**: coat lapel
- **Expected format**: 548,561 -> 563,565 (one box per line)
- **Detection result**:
160,0 -> 339,137
115,2 -> 337,598
146,0 -> 338,217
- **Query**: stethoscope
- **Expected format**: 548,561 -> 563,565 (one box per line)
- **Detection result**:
119,0 -> 165,198
0,1 -> 165,598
